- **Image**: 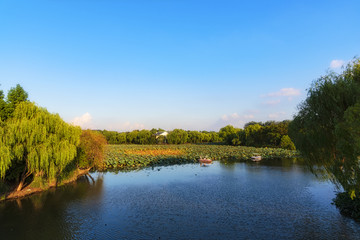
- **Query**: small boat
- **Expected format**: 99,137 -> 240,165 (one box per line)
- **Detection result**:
251,155 -> 262,162
199,158 -> 212,166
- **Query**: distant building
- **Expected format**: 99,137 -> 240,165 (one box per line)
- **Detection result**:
155,131 -> 168,139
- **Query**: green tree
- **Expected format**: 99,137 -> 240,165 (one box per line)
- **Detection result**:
167,129 -> 188,144
260,120 -> 291,147
0,120 -> 11,179
135,130 -> 152,144
117,132 -> 127,144
0,89 -> 6,121
126,130 -> 139,144
279,135 -> 296,150
5,84 -> 28,119
101,130 -> 118,144
244,121 -> 264,128
289,59 -> 360,197
100,130 -> 127,144
200,131 -> 212,143
188,131 -> 203,143
243,124 -> 263,146
1,102 -> 81,191
219,125 -> 241,145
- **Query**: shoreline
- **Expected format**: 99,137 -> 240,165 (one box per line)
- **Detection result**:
1,168 -> 91,202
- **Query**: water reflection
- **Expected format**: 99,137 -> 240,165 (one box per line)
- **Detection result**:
0,159 -> 359,240
219,159 -> 236,170
0,174 -> 104,239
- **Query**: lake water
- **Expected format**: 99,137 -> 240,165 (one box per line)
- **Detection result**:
1,159 -> 360,239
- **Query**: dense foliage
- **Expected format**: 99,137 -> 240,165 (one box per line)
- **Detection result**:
77,130 -> 108,170
0,84 -> 28,121
218,120 -> 294,149
99,121 -> 294,150
167,129 -> 188,144
5,84 -> 29,119
289,59 -> 360,199
219,125 -> 241,145
104,144 -> 298,170
99,128 -> 221,145
1,102 -> 82,191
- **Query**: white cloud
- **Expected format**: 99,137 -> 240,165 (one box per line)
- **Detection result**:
211,108 -> 291,131
266,88 -> 301,97
243,114 -> 254,119
214,112 -> 256,129
231,113 -> 240,118
71,112 -> 94,129
330,59 -> 345,69
263,99 -> 281,105
221,114 -> 229,121
268,112 -> 286,119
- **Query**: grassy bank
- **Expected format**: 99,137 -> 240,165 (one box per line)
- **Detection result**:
0,168 -> 90,202
104,144 -> 298,170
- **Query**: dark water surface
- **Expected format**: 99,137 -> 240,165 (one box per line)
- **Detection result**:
1,159 -> 360,239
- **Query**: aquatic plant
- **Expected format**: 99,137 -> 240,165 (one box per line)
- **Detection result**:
103,144 -> 298,170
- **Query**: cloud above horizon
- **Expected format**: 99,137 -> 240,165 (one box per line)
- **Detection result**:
268,112 -> 286,119
71,112 -> 93,129
211,112 -> 257,130
266,88 -> 301,97
263,99 -> 281,106
330,59 -> 345,69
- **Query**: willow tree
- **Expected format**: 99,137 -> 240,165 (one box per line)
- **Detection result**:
1,102 -> 81,191
219,125 -> 241,145
0,120 -> 11,179
289,59 -> 360,197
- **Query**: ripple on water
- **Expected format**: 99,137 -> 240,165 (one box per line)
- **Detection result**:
1,161 -> 360,240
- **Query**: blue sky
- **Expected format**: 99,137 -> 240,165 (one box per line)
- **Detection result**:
1,0 -> 359,131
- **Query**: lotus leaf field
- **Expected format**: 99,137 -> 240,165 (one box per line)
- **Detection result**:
104,144 -> 298,170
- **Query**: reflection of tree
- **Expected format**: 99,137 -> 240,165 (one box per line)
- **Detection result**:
0,173 -> 104,239
219,160 -> 236,171
218,158 -> 311,175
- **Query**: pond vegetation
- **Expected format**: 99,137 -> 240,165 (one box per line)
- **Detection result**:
103,144 -> 298,170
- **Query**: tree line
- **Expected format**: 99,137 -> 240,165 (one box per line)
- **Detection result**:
0,85 -> 107,194
98,120 -> 295,150
219,120 -> 295,150
99,128 -> 222,145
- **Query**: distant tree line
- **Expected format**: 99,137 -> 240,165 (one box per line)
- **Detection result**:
98,120 -> 295,150
98,129 -> 221,145
219,120 -> 295,150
